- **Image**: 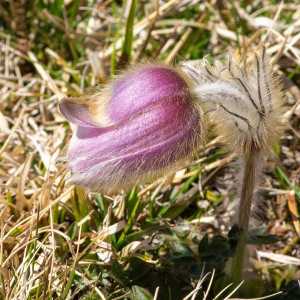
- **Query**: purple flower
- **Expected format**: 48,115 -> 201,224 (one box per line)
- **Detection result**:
59,64 -> 202,193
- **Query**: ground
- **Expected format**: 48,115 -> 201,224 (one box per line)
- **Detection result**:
0,1 -> 299,299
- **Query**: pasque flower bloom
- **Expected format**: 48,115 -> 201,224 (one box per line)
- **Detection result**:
59,64 -> 202,193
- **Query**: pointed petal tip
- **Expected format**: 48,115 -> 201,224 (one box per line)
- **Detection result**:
59,97 -> 107,128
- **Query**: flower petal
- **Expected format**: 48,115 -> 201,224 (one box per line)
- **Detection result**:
67,99 -> 201,193
61,64 -> 203,193
59,98 -> 99,127
108,65 -> 190,122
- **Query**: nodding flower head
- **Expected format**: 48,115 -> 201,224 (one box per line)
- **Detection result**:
182,48 -> 286,155
59,64 -> 203,193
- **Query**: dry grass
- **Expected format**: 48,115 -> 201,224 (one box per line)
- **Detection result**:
0,0 -> 300,299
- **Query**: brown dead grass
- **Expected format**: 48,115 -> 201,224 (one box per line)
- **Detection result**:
0,0 -> 300,299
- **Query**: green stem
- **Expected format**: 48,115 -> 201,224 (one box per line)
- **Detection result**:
231,153 -> 258,284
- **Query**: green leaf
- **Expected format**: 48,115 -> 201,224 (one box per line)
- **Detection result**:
117,0 -> 137,69
198,234 -> 209,255
110,260 -> 128,286
61,268 -> 76,300
131,286 -> 153,300
247,227 -> 278,245
9,227 -> 23,237
276,167 -> 300,199
67,222 -> 78,240
159,168 -> 202,216
70,187 -> 89,233
248,226 -> 267,235
110,0 -> 126,75
206,190 -> 225,204
117,224 -> 167,250
234,277 -> 265,298
172,168 -> 202,201
127,187 -> 139,218
94,194 -> 108,222
117,196 -> 141,248
110,258 -> 149,286
51,202 -> 59,224
171,242 -> 194,256
228,224 -> 243,238
68,0 -> 80,23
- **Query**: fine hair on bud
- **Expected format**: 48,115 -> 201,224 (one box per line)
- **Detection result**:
59,62 -> 204,194
182,47 -> 287,155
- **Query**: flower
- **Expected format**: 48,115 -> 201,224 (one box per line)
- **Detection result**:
181,48 -> 286,155
59,64 -> 202,193
181,48 -> 287,282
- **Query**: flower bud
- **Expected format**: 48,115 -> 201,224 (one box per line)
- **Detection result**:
59,64 -> 202,193
182,48 -> 286,154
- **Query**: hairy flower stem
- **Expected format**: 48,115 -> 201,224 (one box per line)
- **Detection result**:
231,152 -> 259,284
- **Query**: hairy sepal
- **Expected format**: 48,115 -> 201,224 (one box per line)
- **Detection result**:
184,48 -> 287,155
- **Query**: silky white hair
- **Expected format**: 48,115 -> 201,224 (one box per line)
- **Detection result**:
181,48 -> 287,155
